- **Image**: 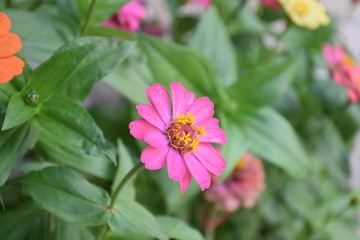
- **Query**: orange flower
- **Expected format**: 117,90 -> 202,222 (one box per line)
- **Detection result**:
0,12 -> 24,83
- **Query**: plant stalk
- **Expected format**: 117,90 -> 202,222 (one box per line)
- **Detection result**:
80,0 -> 98,36
96,162 -> 144,240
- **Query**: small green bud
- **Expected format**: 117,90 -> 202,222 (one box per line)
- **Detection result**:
25,90 -> 39,105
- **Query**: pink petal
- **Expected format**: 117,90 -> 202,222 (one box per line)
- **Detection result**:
193,143 -> 226,175
184,153 -> 211,190
136,104 -> 166,131
348,89 -> 360,102
180,168 -> 192,193
167,148 -> 186,181
146,84 -> 171,125
144,129 -> 169,148
171,82 -> 189,116
141,145 -> 170,170
101,18 -> 120,28
188,97 -> 214,123
198,118 -> 227,144
129,118 -> 158,141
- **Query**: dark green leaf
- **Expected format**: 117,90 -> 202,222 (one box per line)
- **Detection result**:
228,56 -> 300,109
0,124 -> 38,186
36,136 -> 115,180
156,216 -> 204,240
2,93 -> 39,130
138,34 -> 218,96
108,198 -> 167,240
0,202 -> 43,239
56,37 -> 135,102
31,96 -> 116,163
23,45 -> 94,103
17,167 -> 111,226
189,7 -> 237,86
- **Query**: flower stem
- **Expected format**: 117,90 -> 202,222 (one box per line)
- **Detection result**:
5,0 -> 12,8
80,0 -> 98,36
109,161 -> 144,209
96,162 -> 144,240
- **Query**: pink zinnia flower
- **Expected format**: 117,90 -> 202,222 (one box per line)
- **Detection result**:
205,153 -> 265,213
322,43 -> 348,70
261,0 -> 281,10
188,0 -> 212,8
129,82 -> 227,192
102,1 -> 146,32
334,65 -> 360,102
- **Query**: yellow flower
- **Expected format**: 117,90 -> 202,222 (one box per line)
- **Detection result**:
278,0 -> 330,29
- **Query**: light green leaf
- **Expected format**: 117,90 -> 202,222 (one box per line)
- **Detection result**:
219,111 -> 248,180
85,27 -> 135,40
228,56 -> 300,109
156,216 -> 204,240
23,45 -> 94,103
138,34 -> 218,96
2,93 -> 39,130
4,10 -> 77,62
111,140 -> 136,199
0,124 -> 38,186
31,96 -> 116,163
57,37 -> 136,102
18,167 -> 111,226
104,60 -> 150,105
108,198 -> 167,240
237,107 -> 309,179
189,7 -> 237,86
36,136 -> 115,180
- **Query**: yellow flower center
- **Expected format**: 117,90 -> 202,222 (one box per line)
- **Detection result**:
166,113 -> 207,155
293,1 -> 310,16
343,54 -> 356,67
235,156 -> 246,170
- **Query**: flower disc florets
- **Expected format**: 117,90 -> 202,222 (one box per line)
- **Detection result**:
166,113 -> 206,155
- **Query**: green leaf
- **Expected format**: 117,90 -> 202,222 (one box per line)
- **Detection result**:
189,7 -> 237,86
0,124 -> 38,186
236,107 -> 309,179
111,140 -> 136,199
17,167 -> 111,226
31,96 -> 116,163
152,168 -> 200,213
85,26 -> 135,40
138,34 -> 218,96
36,136 -> 115,180
4,10 -> 77,62
156,216 -> 204,240
57,37 -> 136,102
2,93 -> 39,130
51,217 -> 95,240
23,45 -> 94,103
108,198 -> 167,240
228,56 -> 300,109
